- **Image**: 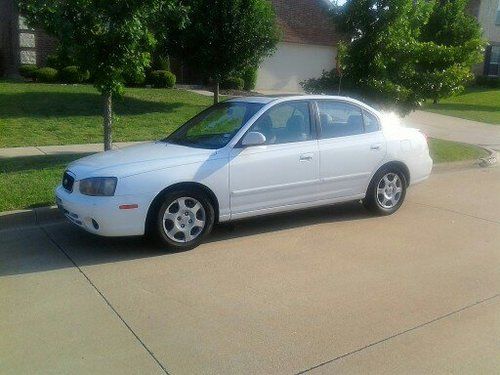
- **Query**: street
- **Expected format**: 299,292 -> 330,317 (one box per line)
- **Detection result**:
1,165 -> 499,374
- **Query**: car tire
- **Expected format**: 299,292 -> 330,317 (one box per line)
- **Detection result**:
363,167 -> 407,215
154,189 -> 215,251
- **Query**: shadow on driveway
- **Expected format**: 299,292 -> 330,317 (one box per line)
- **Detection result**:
0,201 -> 372,277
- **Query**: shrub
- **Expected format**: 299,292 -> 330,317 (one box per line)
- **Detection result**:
59,66 -> 90,83
301,70 -> 341,94
241,66 -> 258,91
44,47 -> 76,69
152,55 -> 170,71
150,70 -> 176,88
221,76 -> 245,90
19,64 -> 39,79
34,67 -> 59,83
124,71 -> 146,87
475,75 -> 500,88
44,53 -> 60,69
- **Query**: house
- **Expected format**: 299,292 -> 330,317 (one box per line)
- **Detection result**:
0,0 -> 338,90
1,0 -> 498,83
0,0 -> 56,76
468,0 -> 500,76
255,0 -> 339,91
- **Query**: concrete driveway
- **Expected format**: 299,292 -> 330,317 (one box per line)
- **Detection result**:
405,110 -> 500,151
1,166 -> 499,374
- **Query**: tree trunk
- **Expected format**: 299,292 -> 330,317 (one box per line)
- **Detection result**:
103,92 -> 113,151
213,81 -> 219,104
433,98 -> 438,104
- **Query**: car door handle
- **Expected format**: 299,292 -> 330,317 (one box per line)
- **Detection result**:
299,153 -> 313,162
370,144 -> 382,150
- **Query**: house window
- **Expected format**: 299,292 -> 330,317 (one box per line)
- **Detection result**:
489,46 -> 500,76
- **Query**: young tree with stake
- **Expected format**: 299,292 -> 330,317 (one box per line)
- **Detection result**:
172,0 -> 280,104
19,0 -> 174,150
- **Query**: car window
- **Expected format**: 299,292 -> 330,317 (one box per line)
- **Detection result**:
186,105 -> 246,139
363,110 -> 380,133
167,101 -> 263,149
250,101 -> 312,145
318,101 -> 364,138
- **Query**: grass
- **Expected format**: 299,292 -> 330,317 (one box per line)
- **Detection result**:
0,154 -> 90,211
423,87 -> 500,125
428,138 -> 488,163
0,81 -> 212,147
0,139 -> 488,211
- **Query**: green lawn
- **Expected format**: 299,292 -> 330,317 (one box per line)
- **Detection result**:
0,81 -> 212,147
423,87 -> 500,125
0,139 -> 488,211
0,154 -> 89,211
428,138 -> 488,164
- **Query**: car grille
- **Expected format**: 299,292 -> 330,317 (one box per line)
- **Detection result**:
62,171 -> 75,192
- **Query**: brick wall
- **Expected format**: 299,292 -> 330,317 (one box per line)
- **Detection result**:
0,0 -> 18,75
466,0 -> 481,17
270,0 -> 340,46
35,30 -> 58,66
0,0 -> 57,76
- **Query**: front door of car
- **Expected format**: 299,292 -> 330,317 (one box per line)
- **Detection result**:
229,101 -> 320,217
315,100 -> 386,200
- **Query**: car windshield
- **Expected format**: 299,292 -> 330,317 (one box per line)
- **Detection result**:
165,101 -> 264,149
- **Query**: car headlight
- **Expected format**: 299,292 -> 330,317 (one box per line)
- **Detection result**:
79,177 -> 117,196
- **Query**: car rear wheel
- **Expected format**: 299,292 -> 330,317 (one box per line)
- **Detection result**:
155,190 -> 215,251
363,168 -> 407,215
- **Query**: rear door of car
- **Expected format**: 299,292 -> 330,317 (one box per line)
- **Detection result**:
314,100 -> 386,200
229,100 -> 320,217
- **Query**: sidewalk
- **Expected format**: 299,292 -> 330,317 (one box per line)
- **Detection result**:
0,141 -> 143,158
404,110 -> 500,151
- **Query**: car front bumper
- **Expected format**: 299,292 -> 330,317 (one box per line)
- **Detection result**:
55,185 -> 150,237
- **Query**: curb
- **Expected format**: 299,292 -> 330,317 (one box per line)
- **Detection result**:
0,206 -> 63,231
477,146 -> 498,168
432,145 -> 498,174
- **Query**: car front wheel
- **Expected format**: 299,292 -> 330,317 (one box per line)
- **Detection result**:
364,168 -> 407,215
155,190 -> 215,251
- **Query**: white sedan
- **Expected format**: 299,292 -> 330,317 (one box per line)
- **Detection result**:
56,95 -> 432,250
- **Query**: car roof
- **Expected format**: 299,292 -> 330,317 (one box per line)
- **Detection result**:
227,95 -> 369,107
228,95 -> 380,117
226,96 -> 277,104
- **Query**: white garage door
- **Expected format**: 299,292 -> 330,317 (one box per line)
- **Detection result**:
256,42 -> 337,92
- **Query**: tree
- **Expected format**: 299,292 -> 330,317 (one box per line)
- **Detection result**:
172,0 -> 280,104
418,0 -> 484,103
148,1 -> 188,71
19,0 -> 174,150
324,0 -> 484,113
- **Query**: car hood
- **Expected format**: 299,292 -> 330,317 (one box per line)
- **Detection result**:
67,142 -> 221,179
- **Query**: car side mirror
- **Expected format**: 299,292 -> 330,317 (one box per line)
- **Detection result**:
241,131 -> 266,147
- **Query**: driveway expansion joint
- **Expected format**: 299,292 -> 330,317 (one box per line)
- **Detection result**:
295,293 -> 500,374
39,226 -> 170,375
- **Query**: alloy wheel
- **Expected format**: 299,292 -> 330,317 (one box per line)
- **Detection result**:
162,197 -> 206,243
376,173 -> 403,209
